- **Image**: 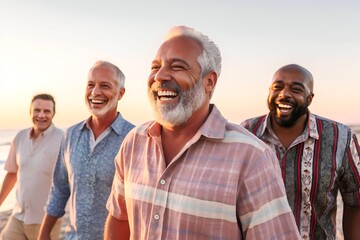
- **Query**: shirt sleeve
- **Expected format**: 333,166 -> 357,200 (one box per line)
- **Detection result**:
340,132 -> 360,207
106,145 -> 128,221
45,138 -> 71,217
237,146 -> 300,239
4,137 -> 18,173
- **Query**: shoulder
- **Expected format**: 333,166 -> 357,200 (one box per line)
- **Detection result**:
313,114 -> 352,134
121,121 -> 154,144
223,121 -> 269,152
12,128 -> 31,143
129,121 -> 154,137
67,120 -> 85,132
63,120 -> 86,139
16,128 -> 30,138
52,126 -> 65,137
240,115 -> 267,137
241,115 -> 267,129
119,119 -> 136,134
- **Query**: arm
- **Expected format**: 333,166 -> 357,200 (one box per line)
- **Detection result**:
104,214 -> 130,240
0,172 -> 17,205
238,147 -> 300,239
343,205 -> 360,240
38,213 -> 59,240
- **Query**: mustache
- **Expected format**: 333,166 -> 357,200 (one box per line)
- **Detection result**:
156,81 -> 180,90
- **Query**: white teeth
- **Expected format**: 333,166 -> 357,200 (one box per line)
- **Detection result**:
160,97 -> 173,101
91,99 -> 105,104
278,103 -> 292,109
157,90 -> 177,97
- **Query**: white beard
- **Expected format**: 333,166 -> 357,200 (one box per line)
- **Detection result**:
149,78 -> 206,126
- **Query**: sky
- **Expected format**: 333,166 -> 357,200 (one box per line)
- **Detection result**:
0,0 -> 359,130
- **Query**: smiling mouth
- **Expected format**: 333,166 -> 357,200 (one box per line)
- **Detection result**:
157,90 -> 178,101
90,99 -> 107,105
277,103 -> 293,113
36,119 -> 48,123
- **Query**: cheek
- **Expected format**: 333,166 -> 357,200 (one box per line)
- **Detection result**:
85,89 -> 91,97
267,94 -> 274,103
177,78 -> 197,90
147,76 -> 155,88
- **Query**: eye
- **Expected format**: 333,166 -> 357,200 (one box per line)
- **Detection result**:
171,65 -> 185,71
151,64 -> 160,71
292,87 -> 304,93
101,84 -> 111,89
272,84 -> 283,90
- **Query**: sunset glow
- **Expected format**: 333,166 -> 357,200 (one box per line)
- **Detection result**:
1,1 -> 359,129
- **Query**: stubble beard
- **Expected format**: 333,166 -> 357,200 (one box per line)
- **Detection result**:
86,96 -> 118,118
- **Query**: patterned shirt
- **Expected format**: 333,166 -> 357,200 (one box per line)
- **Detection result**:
5,124 -> 63,224
241,113 -> 360,239
107,105 -> 300,240
46,113 -> 134,240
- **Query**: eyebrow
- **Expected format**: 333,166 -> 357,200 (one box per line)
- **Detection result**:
273,80 -> 306,89
152,58 -> 190,67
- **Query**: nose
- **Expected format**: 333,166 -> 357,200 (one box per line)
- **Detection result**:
91,85 -> 101,96
38,111 -> 45,117
153,66 -> 170,83
279,87 -> 291,98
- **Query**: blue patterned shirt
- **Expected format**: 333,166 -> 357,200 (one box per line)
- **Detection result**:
46,113 -> 134,239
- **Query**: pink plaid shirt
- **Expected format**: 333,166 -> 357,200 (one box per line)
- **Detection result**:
107,105 -> 300,239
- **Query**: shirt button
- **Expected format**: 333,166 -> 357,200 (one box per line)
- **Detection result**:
154,214 -> 160,220
160,179 -> 166,185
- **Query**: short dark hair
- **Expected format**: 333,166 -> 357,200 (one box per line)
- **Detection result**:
31,93 -> 56,113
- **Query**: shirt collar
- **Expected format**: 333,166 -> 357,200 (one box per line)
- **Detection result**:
29,123 -> 55,139
262,111 -> 319,140
147,104 -> 227,140
81,112 -> 126,136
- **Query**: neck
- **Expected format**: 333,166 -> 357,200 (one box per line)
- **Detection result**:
161,104 -> 211,165
162,104 -> 211,136
31,126 -> 48,139
271,113 -> 308,149
90,111 -> 117,139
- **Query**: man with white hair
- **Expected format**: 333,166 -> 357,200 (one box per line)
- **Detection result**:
38,61 -> 134,239
104,26 -> 300,239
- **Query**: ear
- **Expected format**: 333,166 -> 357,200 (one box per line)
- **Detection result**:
307,93 -> 314,106
204,71 -> 217,94
118,88 -> 125,101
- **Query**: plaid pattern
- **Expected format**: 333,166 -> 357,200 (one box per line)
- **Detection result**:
241,113 -> 360,239
107,105 -> 300,239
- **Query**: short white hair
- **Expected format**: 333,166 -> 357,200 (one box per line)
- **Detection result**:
89,60 -> 125,89
165,25 -> 222,78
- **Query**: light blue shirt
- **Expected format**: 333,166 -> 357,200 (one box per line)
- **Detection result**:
46,113 -> 134,239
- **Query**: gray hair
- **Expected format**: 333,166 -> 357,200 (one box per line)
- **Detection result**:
165,26 -> 222,78
88,60 -> 125,89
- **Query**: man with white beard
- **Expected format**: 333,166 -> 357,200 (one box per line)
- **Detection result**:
104,26 -> 300,239
38,61 -> 134,240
